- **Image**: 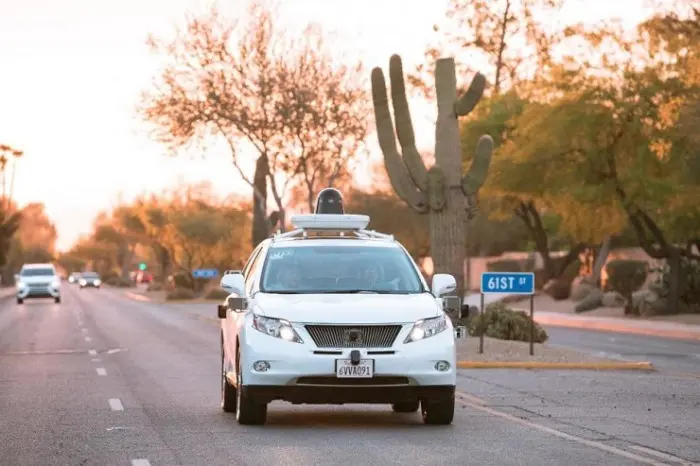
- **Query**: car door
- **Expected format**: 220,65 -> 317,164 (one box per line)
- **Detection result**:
225,245 -> 263,362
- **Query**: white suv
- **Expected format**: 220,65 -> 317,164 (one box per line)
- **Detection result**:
16,263 -> 62,304
217,213 -> 459,425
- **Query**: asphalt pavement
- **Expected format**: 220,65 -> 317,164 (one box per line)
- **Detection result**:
544,326 -> 700,377
0,285 -> 698,466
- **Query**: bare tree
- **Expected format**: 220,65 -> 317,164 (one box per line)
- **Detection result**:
139,2 -> 368,241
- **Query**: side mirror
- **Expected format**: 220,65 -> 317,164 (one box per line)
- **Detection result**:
220,271 -> 245,296
432,273 -> 456,297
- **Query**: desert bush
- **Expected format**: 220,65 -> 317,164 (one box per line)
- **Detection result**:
652,258 -> 700,313
106,276 -> 134,288
605,260 -> 648,315
204,288 -> 230,300
543,278 -> 570,300
165,287 -> 196,301
146,282 -> 164,292
487,259 -> 523,273
466,302 -> 548,343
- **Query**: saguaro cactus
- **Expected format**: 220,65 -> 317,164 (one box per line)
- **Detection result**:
371,54 -> 493,297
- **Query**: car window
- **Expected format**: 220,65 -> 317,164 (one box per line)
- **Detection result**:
245,247 -> 266,295
20,267 -> 55,277
242,246 -> 263,277
260,245 -> 424,294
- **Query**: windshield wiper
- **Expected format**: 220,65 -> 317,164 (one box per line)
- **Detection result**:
321,289 -> 397,294
265,290 -> 303,294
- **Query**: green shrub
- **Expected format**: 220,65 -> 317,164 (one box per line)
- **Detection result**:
487,259 -> 522,273
466,302 -> 548,343
653,258 -> 700,313
165,287 -> 196,301
204,288 -> 230,300
605,260 -> 648,314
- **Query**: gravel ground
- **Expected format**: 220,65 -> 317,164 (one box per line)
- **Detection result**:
456,336 -> 618,363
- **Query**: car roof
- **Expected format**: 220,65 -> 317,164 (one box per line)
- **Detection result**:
268,238 -> 400,249
21,263 -> 55,269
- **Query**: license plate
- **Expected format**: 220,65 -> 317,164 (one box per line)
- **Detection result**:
335,359 -> 374,378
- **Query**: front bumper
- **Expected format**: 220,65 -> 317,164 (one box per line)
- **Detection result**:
17,285 -> 60,299
237,322 -> 457,404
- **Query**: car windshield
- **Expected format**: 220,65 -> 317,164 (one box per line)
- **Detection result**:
20,268 -> 55,277
260,245 -> 424,294
82,272 -> 99,278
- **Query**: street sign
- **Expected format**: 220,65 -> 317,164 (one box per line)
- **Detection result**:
192,269 -> 219,279
480,272 -> 535,295
138,262 -> 147,271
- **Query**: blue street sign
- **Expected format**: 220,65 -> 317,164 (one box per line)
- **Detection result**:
192,269 -> 219,279
480,272 -> 535,295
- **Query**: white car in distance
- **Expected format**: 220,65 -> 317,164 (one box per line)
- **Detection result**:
16,263 -> 62,304
217,213 -> 459,426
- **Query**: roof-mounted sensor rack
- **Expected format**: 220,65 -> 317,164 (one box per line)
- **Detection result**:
272,214 -> 394,242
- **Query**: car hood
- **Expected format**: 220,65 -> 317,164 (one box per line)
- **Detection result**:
18,276 -> 57,285
253,292 -> 442,324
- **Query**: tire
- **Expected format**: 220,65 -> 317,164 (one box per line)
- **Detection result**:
221,337 -> 237,413
235,351 -> 267,425
392,401 -> 420,413
16,298 -> 23,305
421,397 -> 455,425
54,296 -> 61,304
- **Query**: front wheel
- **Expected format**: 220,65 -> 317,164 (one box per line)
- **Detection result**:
16,298 -> 23,305
421,398 -> 455,425
54,296 -> 61,304
235,352 -> 267,425
221,338 -> 237,413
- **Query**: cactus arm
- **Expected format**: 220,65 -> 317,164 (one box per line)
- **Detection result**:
455,73 -> 487,117
371,67 -> 428,213
461,134 -> 494,195
388,55 -> 429,192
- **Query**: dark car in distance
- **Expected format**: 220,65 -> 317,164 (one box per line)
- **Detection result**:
79,271 -> 102,289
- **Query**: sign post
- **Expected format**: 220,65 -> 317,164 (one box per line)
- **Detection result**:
192,269 -> 220,279
479,271 -> 536,355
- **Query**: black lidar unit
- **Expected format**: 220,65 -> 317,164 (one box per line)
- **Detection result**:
314,188 -> 345,214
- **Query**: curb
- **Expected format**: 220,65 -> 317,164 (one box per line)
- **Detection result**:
532,314 -> 700,342
456,361 -> 656,370
124,292 -> 152,302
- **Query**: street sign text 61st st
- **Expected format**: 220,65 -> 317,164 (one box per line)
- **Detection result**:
480,272 -> 535,295
192,269 -> 219,279
478,271 -> 536,356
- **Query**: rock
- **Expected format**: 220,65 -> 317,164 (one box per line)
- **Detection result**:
571,282 -> 596,301
574,288 -> 604,313
543,279 -> 571,300
602,291 -> 626,307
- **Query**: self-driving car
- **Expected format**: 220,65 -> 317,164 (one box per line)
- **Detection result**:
217,208 -> 459,426
16,263 -> 61,304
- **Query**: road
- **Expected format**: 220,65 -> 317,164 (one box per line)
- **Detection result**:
544,326 -> 700,377
0,287 -> 698,466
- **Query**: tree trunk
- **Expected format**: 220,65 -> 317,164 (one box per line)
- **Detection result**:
251,155 -> 269,247
430,187 -> 467,309
591,236 -> 612,287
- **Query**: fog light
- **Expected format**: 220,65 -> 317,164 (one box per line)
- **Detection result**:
252,360 -> 270,372
435,361 -> 450,372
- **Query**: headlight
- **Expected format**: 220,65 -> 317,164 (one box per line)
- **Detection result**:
51,280 -> 61,288
17,281 -> 26,289
252,314 -> 303,343
404,315 -> 448,343
94,279 -> 101,286
79,279 -> 86,286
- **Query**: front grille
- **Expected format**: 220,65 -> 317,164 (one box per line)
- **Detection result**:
295,376 -> 410,386
305,325 -> 402,348
28,283 -> 49,289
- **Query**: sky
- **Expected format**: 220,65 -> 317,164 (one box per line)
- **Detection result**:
0,0 -> 662,251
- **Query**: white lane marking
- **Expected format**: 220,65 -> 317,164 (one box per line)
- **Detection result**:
458,400 -> 669,466
81,328 -> 88,333
456,391 -> 486,405
629,445 -> 696,465
106,348 -> 122,354
108,398 -> 124,411
88,349 -> 97,356
91,358 -> 100,362
131,460 -> 151,466
96,367 -> 107,376
84,337 -> 92,342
